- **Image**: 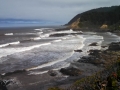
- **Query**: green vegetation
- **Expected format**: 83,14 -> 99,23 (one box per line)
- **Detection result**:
68,5 -> 120,30
48,51 -> 120,90
71,52 -> 120,90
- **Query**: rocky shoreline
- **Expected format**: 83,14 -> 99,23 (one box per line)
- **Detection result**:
1,32 -> 120,90
51,42 -> 120,90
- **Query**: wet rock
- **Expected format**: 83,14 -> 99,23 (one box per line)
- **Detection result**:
89,42 -> 98,46
49,33 -> 69,37
101,46 -> 107,48
48,70 -> 57,76
77,55 -> 104,66
108,42 -> 120,50
60,67 -> 82,76
0,80 -> 11,90
74,49 -> 82,52
78,56 -> 95,63
88,50 -> 101,56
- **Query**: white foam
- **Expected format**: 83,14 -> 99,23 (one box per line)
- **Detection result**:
40,34 -> 50,38
45,29 -> 77,37
97,41 -> 103,45
56,30 -> 75,34
62,37 -> 67,40
53,63 -> 70,70
34,29 -> 77,39
106,32 -> 118,37
84,32 -> 96,35
77,43 -> 85,49
28,63 -> 70,75
0,33 -> 86,73
40,28 -> 54,30
34,29 -> 42,31
53,39 -> 62,42
0,44 -> 8,48
31,37 -> 41,40
70,29 -> 73,31
0,42 -> 51,59
5,33 -> 13,36
34,28 -> 54,31
77,31 -> 83,34
9,41 -> 20,45
26,51 -> 74,71
106,32 -> 112,35
14,33 -> 36,35
28,70 -> 48,75
26,36 -> 85,71
87,35 -> 104,40
37,32 -> 43,34
0,41 -> 20,48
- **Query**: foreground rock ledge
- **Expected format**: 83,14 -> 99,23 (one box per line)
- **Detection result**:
60,67 -> 82,76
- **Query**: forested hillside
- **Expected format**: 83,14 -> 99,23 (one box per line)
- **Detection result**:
68,6 -> 120,30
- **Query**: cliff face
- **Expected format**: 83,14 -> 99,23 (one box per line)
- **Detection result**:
67,5 -> 120,30
100,24 -> 108,29
69,18 -> 80,29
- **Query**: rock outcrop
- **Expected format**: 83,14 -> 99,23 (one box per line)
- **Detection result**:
108,42 -> 120,50
67,6 -> 120,30
48,70 -> 57,76
100,24 -> 108,29
69,18 -> 80,29
60,67 -> 82,76
89,42 -> 98,46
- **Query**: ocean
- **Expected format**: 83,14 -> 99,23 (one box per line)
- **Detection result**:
0,27 -> 119,75
0,26 -> 120,90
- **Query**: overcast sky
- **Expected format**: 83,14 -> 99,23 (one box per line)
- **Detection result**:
0,0 -> 120,24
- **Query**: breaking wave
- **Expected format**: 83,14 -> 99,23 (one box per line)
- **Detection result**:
14,33 -> 36,35
53,39 -> 62,42
34,28 -> 54,31
28,63 -> 70,75
26,36 -> 85,71
5,33 -> 13,36
0,42 -> 51,59
0,41 -> 20,48
31,37 -> 41,40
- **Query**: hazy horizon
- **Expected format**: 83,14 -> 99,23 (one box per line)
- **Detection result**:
0,0 -> 120,26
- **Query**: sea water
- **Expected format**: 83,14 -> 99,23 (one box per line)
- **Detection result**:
0,27 -> 119,75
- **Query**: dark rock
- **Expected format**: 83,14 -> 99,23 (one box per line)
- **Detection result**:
50,33 -> 69,37
78,55 -> 104,66
60,67 -> 82,76
89,42 -> 98,46
0,80 -> 11,90
101,46 -> 107,48
78,56 -> 95,63
108,42 -> 120,50
74,50 -> 82,52
48,70 -> 57,76
88,50 -> 101,56
81,56 -> 91,59
49,32 -> 83,37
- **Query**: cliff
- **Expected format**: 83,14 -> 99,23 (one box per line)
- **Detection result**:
68,18 -> 80,29
67,5 -> 120,30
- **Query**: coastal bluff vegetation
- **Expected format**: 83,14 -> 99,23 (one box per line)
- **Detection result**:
48,42 -> 120,90
67,5 -> 120,31
48,6 -> 120,90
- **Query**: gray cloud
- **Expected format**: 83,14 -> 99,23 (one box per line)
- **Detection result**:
0,0 -> 120,24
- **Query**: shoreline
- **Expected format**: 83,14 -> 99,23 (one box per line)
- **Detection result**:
0,29 -> 120,90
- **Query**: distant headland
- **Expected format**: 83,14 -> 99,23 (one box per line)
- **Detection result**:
67,5 -> 120,31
